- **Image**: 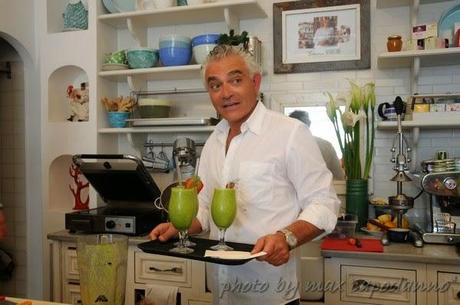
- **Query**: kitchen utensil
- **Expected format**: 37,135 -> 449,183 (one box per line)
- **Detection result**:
368,219 -> 390,231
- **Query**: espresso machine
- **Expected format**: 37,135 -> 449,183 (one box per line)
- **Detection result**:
173,137 -> 198,180
415,171 -> 460,244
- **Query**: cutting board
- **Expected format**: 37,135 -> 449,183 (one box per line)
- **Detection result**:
320,238 -> 384,252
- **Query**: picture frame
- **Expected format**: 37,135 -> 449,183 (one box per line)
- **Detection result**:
273,0 -> 370,74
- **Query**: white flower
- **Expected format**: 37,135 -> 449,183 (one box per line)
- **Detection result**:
342,110 -> 366,127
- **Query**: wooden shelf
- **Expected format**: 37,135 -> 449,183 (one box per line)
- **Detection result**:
376,0 -> 453,8
378,47 -> 460,68
99,64 -> 202,82
98,0 -> 267,28
98,126 -> 215,134
377,118 -> 460,130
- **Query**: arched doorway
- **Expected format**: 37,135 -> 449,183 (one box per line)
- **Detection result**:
0,32 -> 42,299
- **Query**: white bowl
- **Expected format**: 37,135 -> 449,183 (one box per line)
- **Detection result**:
152,0 -> 175,9
193,43 -> 217,64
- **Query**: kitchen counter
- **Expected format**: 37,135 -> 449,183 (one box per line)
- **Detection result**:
322,239 -> 460,265
47,230 -> 150,245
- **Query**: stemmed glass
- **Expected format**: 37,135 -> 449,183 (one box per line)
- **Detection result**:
210,188 -> 237,251
168,186 -> 198,254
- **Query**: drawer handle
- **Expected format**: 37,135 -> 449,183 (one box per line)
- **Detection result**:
352,279 -> 399,292
149,266 -> 183,274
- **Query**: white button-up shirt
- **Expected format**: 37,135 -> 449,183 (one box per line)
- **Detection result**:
196,102 -> 340,305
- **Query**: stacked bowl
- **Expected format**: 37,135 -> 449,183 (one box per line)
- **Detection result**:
191,33 -> 219,64
159,35 -> 192,66
127,48 -> 158,69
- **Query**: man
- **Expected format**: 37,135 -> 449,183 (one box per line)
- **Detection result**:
0,203 -> 6,239
288,110 -> 345,180
150,45 -> 340,305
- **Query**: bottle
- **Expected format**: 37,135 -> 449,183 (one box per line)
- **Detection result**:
387,35 -> 403,52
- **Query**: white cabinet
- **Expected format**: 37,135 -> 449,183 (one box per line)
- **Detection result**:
427,264 -> 460,305
49,240 -> 210,305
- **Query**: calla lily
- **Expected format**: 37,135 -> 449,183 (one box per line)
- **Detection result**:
325,81 -> 375,180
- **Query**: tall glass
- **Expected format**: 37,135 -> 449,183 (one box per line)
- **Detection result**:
168,186 -> 197,254
210,188 -> 237,251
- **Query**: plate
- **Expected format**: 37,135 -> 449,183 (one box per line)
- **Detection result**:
101,63 -> 129,71
360,227 -> 384,237
63,27 -> 86,32
102,0 -> 119,13
438,4 -> 460,40
111,0 -> 136,12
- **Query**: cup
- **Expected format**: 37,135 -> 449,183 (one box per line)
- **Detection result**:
77,234 -> 128,305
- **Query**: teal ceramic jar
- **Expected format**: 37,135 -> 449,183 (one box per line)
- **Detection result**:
108,112 -> 130,128
63,0 -> 88,30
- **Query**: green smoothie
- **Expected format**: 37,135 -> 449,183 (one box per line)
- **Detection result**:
168,187 -> 197,231
211,188 -> 237,229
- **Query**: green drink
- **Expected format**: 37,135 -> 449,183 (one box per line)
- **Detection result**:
168,186 -> 197,254
211,188 -> 236,228
210,188 -> 237,251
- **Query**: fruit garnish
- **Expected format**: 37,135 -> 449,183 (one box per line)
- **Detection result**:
184,175 -> 203,193
348,237 -> 362,248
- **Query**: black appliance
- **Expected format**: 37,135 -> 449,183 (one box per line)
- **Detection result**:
65,154 -> 166,235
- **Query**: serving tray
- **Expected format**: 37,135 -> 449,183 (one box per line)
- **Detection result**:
138,237 -> 257,265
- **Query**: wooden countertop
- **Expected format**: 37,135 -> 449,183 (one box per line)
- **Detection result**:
5,297 -> 71,305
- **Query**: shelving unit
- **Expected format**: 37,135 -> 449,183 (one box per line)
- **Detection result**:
98,126 -> 215,134
99,64 -> 202,82
376,0 -> 460,171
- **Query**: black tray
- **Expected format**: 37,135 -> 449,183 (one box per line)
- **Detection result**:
138,237 -> 256,265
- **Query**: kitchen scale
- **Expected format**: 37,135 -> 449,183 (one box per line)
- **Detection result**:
65,154 -> 166,235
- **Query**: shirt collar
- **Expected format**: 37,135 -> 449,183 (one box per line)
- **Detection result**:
215,101 -> 266,136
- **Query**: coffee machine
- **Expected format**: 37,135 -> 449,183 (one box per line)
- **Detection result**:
173,137 -> 198,180
415,171 -> 460,244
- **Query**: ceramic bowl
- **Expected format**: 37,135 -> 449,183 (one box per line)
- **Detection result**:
191,33 -> 220,47
186,0 -> 205,5
387,228 -> 410,242
160,34 -> 191,44
192,43 -> 216,64
107,111 -> 130,128
126,48 -> 158,69
104,49 -> 127,64
138,98 -> 171,118
159,47 -> 191,66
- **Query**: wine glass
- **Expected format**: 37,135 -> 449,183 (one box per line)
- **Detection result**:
168,186 -> 197,254
210,188 -> 237,251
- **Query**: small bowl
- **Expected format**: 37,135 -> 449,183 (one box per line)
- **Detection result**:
159,34 -> 191,44
387,228 -> 410,242
126,48 -> 158,69
191,33 -> 220,47
159,47 -> 192,66
107,112 -> 130,128
192,43 -> 216,64
186,0 -> 206,5
104,49 -> 127,64
138,98 -> 171,118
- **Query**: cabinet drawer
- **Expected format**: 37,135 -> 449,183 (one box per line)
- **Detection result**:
63,282 -> 81,305
340,265 -> 417,305
438,272 -> 460,305
135,252 -> 192,287
63,244 -> 79,281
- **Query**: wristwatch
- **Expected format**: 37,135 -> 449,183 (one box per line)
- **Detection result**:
277,228 -> 298,250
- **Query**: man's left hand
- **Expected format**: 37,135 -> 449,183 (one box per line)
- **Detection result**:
251,233 -> 290,266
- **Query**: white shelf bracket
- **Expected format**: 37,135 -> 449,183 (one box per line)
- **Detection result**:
411,57 -> 420,94
127,76 -> 147,92
127,18 -> 147,47
224,7 -> 239,33
411,127 -> 420,172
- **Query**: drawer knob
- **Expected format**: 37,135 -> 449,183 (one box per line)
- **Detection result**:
149,266 -> 183,274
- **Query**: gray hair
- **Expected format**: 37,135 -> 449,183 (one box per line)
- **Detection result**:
201,44 -> 262,86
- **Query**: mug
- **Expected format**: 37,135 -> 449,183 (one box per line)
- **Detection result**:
378,103 -> 402,121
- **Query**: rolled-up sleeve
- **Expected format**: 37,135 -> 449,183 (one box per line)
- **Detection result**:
286,124 -> 340,233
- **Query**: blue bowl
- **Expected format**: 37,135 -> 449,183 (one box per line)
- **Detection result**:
159,47 -> 192,66
159,40 -> 191,49
127,48 -> 158,69
192,33 -> 220,47
108,112 -> 129,128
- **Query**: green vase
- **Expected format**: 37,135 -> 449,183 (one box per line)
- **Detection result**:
346,179 -> 368,229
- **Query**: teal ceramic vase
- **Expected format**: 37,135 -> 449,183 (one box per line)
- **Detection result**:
346,179 -> 369,229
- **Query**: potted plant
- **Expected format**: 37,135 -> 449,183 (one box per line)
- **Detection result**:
217,29 -> 249,49
101,96 -> 136,128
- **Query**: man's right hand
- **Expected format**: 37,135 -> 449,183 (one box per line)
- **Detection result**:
149,222 -> 178,242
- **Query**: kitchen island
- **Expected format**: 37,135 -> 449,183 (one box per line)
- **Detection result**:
322,241 -> 460,305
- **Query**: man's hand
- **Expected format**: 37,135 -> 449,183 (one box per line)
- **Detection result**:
251,233 -> 290,266
149,222 -> 178,242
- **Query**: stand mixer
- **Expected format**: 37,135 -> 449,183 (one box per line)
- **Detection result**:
173,137 -> 198,181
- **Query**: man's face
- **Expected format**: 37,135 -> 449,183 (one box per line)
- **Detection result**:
205,54 -> 261,129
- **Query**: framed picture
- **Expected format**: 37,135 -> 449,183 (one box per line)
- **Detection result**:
273,0 -> 370,73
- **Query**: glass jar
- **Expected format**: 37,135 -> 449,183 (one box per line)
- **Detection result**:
387,35 -> 403,52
